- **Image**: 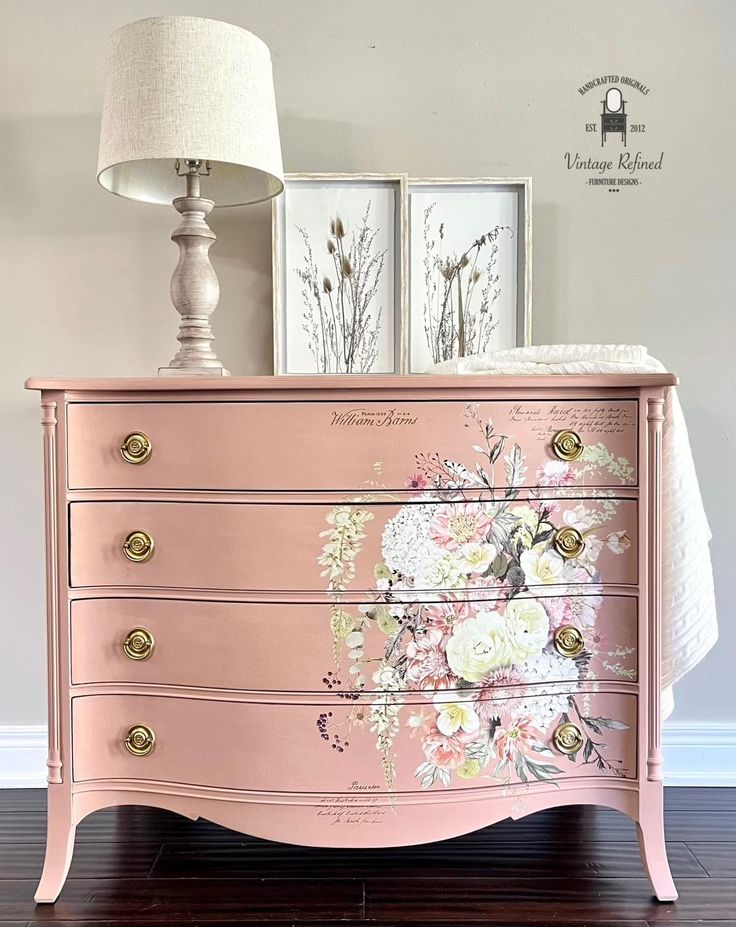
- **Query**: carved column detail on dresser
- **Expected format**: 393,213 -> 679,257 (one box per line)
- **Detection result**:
25,373 -> 679,904
40,399 -> 61,784
646,396 -> 665,783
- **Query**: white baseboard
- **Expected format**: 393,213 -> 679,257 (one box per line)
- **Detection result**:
0,725 -> 47,788
1,722 -> 734,789
661,722 -> 736,786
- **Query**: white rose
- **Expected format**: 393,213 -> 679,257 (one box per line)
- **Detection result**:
504,598 -> 550,661
445,611 -> 512,682
415,551 -> 464,589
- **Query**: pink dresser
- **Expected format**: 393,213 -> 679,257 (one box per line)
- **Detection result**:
26,374 -> 678,902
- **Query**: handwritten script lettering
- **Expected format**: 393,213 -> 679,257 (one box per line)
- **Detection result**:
315,793 -> 388,827
508,403 -> 635,439
330,408 -> 419,428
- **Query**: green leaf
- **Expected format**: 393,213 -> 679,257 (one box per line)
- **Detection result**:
586,716 -> 629,731
489,436 -> 506,463
525,758 -> 564,780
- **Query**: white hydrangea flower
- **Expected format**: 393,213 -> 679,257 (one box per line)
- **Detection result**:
508,691 -> 572,732
508,650 -> 580,731
381,504 -> 443,578
518,648 -> 580,686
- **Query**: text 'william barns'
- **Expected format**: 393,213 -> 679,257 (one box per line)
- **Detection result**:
330,409 -> 419,427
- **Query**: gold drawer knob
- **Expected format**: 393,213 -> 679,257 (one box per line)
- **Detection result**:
553,722 -> 584,755
120,432 -> 152,465
122,530 -> 154,562
123,627 -> 154,661
552,429 -> 584,461
553,625 -> 585,658
553,526 -> 585,559
123,724 -> 155,757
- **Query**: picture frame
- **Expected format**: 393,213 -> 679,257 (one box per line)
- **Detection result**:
272,173 -> 407,375
404,178 -> 532,373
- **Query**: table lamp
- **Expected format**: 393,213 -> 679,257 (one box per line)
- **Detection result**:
97,16 -> 284,375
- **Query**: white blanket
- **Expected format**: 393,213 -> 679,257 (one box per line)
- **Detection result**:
432,344 -> 718,718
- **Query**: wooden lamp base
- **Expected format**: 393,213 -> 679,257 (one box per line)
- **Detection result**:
160,164 -> 230,377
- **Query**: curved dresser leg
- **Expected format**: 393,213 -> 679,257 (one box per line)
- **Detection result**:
34,789 -> 76,904
636,789 -> 677,902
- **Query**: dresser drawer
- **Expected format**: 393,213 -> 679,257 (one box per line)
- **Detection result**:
72,691 -> 637,792
69,497 -> 638,591
70,594 -> 637,690
66,399 -> 638,491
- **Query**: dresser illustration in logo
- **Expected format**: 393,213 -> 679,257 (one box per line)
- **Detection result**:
601,87 -> 627,146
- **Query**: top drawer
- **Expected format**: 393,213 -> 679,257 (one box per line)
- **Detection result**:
67,399 -> 638,492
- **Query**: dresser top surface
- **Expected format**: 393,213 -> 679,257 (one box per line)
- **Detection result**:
26,373 -> 678,393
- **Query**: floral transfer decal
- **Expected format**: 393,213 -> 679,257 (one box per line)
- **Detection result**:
317,405 -> 632,790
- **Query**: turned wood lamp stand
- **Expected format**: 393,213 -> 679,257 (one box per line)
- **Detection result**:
162,159 -> 226,376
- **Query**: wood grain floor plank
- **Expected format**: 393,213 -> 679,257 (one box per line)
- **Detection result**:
149,838 -> 705,879
665,786 -> 736,812
661,923 -> 736,927
686,841 -> 736,877
364,877 -> 736,922
0,842 -> 162,880
0,788 -> 44,813
25,922 -> 652,927
657,923 -> 736,927
663,811 -> 736,841
0,811 -> 203,845
0,878 -> 363,922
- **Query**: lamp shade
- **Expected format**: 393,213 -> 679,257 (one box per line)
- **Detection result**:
97,16 -> 284,206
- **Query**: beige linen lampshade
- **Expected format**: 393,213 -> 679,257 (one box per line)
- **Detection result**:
97,16 -> 284,206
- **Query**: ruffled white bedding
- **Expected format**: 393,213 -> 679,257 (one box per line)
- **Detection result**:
431,344 -> 718,718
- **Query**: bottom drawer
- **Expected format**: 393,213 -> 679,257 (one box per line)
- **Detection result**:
72,691 -> 637,793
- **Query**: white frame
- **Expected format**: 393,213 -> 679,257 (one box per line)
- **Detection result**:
404,177 -> 532,373
272,172 -> 407,375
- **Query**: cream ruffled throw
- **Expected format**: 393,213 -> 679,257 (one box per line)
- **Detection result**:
432,344 -> 718,718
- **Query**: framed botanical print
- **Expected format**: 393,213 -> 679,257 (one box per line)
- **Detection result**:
273,173 -> 406,374
405,178 -> 531,373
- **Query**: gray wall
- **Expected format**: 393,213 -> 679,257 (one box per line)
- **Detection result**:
1,0 -> 733,726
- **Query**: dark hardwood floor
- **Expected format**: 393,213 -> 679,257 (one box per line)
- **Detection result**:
0,787 -> 734,925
